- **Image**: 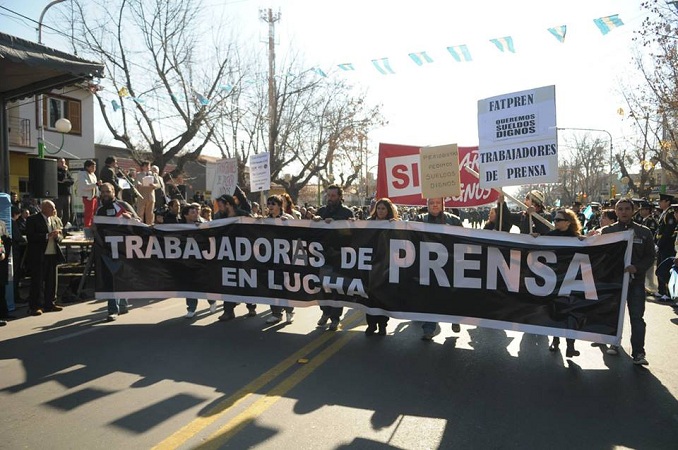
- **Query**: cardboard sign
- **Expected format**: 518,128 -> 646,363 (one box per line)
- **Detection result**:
419,144 -> 461,199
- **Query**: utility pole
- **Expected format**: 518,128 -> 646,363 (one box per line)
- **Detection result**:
260,9 -> 280,201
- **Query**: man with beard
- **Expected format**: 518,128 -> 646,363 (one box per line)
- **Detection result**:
415,197 -> 463,340
95,182 -> 140,321
312,185 -> 355,331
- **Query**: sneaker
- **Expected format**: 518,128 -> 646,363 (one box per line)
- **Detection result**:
285,311 -> 295,323
317,314 -> 330,326
452,323 -> 461,333
421,332 -> 434,341
266,315 -> 282,324
659,295 -> 672,302
185,311 -> 196,319
606,345 -> 619,355
328,320 -> 340,331
106,314 -> 117,322
218,312 -> 235,321
0,320 -> 7,327
653,292 -> 662,298
209,303 -> 217,314
633,353 -> 649,365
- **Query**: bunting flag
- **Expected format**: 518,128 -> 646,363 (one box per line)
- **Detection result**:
312,67 -> 327,77
547,25 -> 567,43
338,63 -> 355,71
131,97 -> 144,104
117,86 -> 129,97
219,83 -> 233,92
490,36 -> 515,53
194,92 -> 210,106
408,51 -> 434,66
447,44 -> 472,62
111,100 -> 120,112
372,57 -> 395,75
594,14 -> 624,35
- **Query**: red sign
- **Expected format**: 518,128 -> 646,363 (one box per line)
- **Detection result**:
376,143 -> 499,207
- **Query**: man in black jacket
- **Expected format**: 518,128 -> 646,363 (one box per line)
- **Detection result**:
25,200 -> 65,316
99,156 -> 123,198
601,198 -> 656,365
312,185 -> 355,331
56,158 -> 74,225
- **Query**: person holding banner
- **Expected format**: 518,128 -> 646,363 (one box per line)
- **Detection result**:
95,182 -> 140,322
263,195 -> 296,325
216,194 -> 258,321
654,193 -> 676,302
180,204 -> 218,319
601,198 -> 655,365
415,197 -> 463,340
497,190 -> 551,235
545,209 -> 584,358
313,185 -> 355,331
364,198 -> 400,336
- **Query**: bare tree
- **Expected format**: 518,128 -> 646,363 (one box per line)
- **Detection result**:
212,52 -> 384,202
557,134 -> 609,203
630,1 -> 678,185
68,0 -> 240,174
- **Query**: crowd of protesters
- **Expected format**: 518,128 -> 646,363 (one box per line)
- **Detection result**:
1,159 -> 673,368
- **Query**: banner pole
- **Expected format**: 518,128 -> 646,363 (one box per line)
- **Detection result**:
462,165 -> 554,230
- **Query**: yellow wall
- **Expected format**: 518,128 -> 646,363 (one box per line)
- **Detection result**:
9,152 -> 30,193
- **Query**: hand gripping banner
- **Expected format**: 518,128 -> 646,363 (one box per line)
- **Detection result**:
93,217 -> 633,345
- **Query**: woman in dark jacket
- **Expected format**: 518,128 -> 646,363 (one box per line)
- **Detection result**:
545,209 -> 583,357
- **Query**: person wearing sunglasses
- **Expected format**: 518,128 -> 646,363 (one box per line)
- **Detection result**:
264,195 -> 295,325
545,209 -> 584,357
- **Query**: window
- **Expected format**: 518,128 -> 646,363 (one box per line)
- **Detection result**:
41,94 -> 82,135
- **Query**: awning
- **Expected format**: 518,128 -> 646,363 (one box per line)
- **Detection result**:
1,32 -> 105,191
0,32 -> 104,101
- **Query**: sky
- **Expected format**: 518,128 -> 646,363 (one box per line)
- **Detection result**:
0,0 -> 649,174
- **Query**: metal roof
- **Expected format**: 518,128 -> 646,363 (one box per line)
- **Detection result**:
0,32 -> 104,101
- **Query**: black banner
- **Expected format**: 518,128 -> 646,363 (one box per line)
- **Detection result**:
93,217 -> 633,344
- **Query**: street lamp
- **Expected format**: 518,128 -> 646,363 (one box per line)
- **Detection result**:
554,126 -> 614,199
37,0 -> 69,159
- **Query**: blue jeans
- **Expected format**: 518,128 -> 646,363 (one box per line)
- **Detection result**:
108,299 -> 128,315
628,279 -> 646,357
186,299 -> 215,312
422,322 -> 437,335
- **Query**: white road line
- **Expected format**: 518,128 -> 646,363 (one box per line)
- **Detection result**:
45,327 -> 101,344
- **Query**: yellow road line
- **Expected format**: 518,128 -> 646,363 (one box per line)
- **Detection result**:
197,331 -> 357,449
153,312 -> 363,450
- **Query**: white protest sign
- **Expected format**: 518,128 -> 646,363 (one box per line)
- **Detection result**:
477,85 -> 557,188
210,158 -> 238,199
249,152 -> 271,192
419,144 -> 461,198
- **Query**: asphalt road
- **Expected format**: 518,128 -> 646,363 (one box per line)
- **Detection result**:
1,295 -> 678,449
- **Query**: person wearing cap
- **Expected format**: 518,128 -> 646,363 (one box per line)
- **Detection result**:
654,193 -> 676,301
638,202 -> 659,296
601,198 -> 655,365
496,190 -> 551,235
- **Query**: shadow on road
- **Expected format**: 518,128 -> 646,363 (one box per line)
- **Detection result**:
1,305 -> 678,449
